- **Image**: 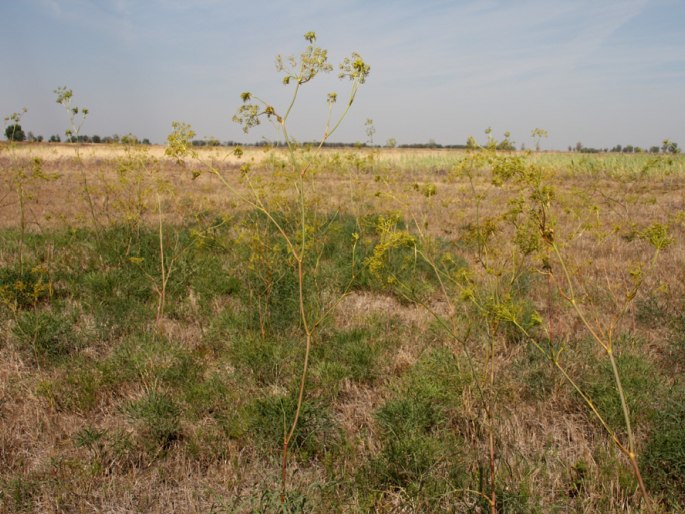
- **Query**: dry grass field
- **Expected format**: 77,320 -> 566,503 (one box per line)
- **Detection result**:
0,142 -> 684,512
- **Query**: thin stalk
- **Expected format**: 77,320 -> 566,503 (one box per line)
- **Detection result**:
485,321 -> 498,514
281,256 -> 312,503
17,180 -> 25,274
278,80 -> 367,504
156,193 -> 166,326
544,243 -> 650,502
551,243 -> 608,351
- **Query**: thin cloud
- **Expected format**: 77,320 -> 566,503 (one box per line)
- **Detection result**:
2,0 -> 684,147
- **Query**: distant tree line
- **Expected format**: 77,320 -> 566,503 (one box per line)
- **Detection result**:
3,124 -> 152,145
569,140 -> 680,154
398,142 -> 468,149
192,140 -> 469,149
46,133 -> 152,145
4,121 -> 681,155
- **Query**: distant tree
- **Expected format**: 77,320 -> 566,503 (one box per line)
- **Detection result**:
3,108 -> 28,142
5,123 -> 26,141
575,142 -> 583,152
385,137 -> 397,148
661,139 -> 680,154
121,133 -> 138,145
142,138 -> 151,145
567,146 -> 573,152
49,134 -> 61,143
623,145 -> 634,153
91,135 -> 101,143
649,146 -> 660,154
466,135 -> 478,150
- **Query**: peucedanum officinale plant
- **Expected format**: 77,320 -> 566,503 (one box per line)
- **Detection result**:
168,31 -> 370,506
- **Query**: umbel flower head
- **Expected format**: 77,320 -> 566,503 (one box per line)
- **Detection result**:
232,31 -> 370,134
339,53 -> 371,84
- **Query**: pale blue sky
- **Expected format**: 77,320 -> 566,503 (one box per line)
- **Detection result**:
1,0 -> 683,149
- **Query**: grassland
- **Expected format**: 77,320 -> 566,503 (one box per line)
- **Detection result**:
0,142 -> 684,512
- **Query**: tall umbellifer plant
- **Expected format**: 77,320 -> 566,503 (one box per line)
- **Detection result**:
2,108 -> 31,273
169,31 -> 370,504
367,141 -> 670,510
439,147 -> 666,510
2,108 -> 58,275
54,87 -> 102,232
475,152 -> 670,510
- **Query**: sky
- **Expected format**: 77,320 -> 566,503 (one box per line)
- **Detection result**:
1,0 -> 684,150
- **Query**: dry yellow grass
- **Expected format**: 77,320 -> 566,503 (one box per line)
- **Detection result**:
1,143 -> 684,511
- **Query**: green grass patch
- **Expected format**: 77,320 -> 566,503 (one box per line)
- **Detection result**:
641,386 -> 685,508
249,393 -> 341,460
125,390 -> 182,451
582,339 -> 662,432
12,307 -> 80,362
311,326 -> 383,398
367,347 -> 470,496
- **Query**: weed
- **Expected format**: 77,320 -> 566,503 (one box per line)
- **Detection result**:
0,475 -> 40,512
254,488 -> 311,513
519,340 -> 558,401
100,333 -> 200,390
368,348 -> 469,497
229,332 -> 298,386
220,31 -> 369,503
12,307 -> 78,361
568,459 -> 589,498
250,394 -> 340,460
81,267 -> 155,338
1,71 -> 683,511
36,357 -> 99,412
0,265 -> 52,312
583,342 -> 661,433
125,389 -> 182,451
641,387 -> 685,508
312,326 -> 381,397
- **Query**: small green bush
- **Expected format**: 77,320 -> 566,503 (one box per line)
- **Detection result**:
312,327 -> 381,397
249,394 -> 339,459
125,390 -> 181,450
36,357 -> 100,412
369,348 -> 469,493
229,333 -> 297,386
641,387 -> 685,507
100,333 -> 201,389
583,344 -> 661,432
13,308 -> 78,360
0,266 -> 51,310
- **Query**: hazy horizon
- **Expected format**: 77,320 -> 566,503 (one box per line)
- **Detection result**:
1,0 -> 683,150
